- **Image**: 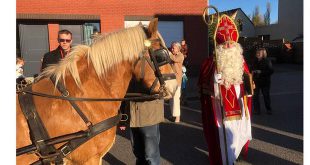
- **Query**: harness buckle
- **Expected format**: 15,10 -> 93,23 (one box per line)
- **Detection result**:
62,90 -> 70,97
120,114 -> 128,122
60,146 -> 71,156
159,85 -> 168,98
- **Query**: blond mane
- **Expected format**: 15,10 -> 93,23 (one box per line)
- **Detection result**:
38,26 -> 147,87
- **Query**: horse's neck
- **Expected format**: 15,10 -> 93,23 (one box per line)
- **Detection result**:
23,59 -> 134,141
75,60 -> 133,99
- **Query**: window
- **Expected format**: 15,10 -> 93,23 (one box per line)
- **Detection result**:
84,23 -> 100,45
60,22 -> 100,46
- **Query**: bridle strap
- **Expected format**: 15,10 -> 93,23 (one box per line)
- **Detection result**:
18,86 -> 63,164
149,73 -> 176,94
20,89 -> 162,102
140,55 -> 146,80
50,77 -> 93,129
136,48 -> 177,95
55,113 -> 121,159
149,78 -> 159,94
144,55 -> 156,71
149,48 -> 165,87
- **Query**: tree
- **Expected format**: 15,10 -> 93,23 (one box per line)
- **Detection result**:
251,6 -> 264,26
264,2 -> 271,25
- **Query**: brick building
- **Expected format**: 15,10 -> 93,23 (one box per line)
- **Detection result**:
16,0 -> 209,76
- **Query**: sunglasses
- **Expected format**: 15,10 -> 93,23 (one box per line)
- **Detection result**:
58,39 -> 72,43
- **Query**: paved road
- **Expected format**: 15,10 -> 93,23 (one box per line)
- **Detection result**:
102,63 -> 303,165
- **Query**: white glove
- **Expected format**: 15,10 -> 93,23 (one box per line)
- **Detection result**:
214,73 -> 223,84
182,66 -> 187,73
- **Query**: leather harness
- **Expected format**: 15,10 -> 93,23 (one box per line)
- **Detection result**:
17,78 -> 122,165
16,45 -> 176,165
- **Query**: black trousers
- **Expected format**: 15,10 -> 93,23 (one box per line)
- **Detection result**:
253,84 -> 272,112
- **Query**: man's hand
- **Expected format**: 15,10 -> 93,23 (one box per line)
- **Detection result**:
214,73 -> 223,84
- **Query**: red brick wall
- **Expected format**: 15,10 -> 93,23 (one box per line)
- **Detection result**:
47,24 -> 59,51
17,0 -> 209,68
17,0 -> 207,33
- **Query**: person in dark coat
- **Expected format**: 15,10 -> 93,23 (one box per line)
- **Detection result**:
119,80 -> 164,165
180,39 -> 189,67
252,48 -> 274,114
41,29 -> 73,71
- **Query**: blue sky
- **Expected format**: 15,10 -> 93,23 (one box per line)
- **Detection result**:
209,0 -> 278,24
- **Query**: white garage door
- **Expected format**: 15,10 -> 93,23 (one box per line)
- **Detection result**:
124,21 -> 150,28
158,21 -> 183,48
124,20 -> 184,48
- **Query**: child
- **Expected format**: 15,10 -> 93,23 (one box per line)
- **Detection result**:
16,57 -> 25,84
181,65 -> 188,105
181,65 -> 188,90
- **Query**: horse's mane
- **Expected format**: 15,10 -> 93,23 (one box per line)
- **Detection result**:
38,26 -> 147,87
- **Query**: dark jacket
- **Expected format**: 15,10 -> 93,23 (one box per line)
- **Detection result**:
41,46 -> 65,71
252,58 -> 274,86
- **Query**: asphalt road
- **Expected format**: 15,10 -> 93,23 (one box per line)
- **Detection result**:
102,63 -> 303,165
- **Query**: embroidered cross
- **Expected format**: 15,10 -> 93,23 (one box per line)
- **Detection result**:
217,17 -> 235,41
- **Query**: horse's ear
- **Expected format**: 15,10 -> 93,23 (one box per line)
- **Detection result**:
148,18 -> 158,35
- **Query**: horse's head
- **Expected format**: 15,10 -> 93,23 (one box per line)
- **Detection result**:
132,18 -> 178,99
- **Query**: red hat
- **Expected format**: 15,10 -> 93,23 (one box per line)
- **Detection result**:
215,14 -> 239,45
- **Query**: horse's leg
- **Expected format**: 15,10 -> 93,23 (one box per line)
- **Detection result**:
83,131 -> 116,165
65,128 -> 116,165
83,140 -> 115,165
98,134 -> 116,165
83,155 -> 102,165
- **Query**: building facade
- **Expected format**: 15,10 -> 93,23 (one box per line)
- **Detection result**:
17,0 -> 208,76
255,0 -> 303,41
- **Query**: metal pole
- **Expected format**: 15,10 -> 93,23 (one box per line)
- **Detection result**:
203,6 -> 229,165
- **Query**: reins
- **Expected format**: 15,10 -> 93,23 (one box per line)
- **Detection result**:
20,89 -> 163,102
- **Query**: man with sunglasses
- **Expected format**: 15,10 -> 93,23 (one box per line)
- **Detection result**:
41,29 -> 73,70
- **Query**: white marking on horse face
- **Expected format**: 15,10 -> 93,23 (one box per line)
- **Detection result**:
163,79 -> 178,99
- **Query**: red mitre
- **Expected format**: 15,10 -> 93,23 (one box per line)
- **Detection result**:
215,14 -> 239,45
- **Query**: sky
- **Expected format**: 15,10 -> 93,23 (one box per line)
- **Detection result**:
209,0 -> 278,24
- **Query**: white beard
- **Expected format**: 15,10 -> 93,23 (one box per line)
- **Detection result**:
215,42 -> 244,89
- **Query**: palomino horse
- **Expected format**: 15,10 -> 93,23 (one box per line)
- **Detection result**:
16,18 -> 178,164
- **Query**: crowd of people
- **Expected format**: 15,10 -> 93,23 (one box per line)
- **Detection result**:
16,15 -> 274,164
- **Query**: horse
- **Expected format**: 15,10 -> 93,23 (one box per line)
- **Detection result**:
16,18 -> 178,165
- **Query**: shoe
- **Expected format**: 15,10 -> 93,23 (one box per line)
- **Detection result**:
174,116 -> 180,123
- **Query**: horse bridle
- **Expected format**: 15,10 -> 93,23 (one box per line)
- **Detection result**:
134,40 -> 176,95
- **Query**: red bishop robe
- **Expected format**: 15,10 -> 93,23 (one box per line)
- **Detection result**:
198,56 -> 252,165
